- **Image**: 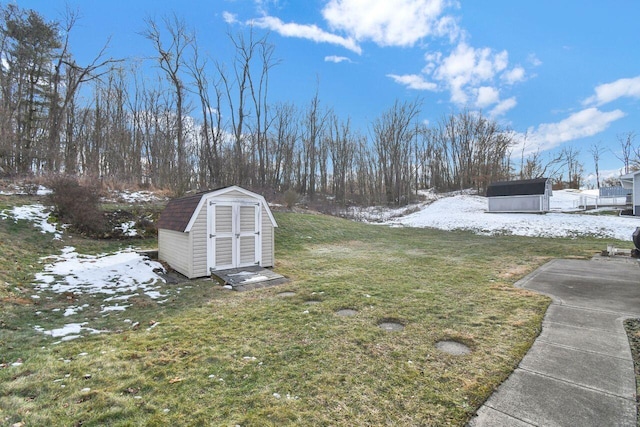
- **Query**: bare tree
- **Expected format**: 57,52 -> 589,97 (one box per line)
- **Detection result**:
300,90 -> 330,199
372,99 -> 421,205
614,132 -> 635,174
188,37 -> 227,188
269,102 -> 299,191
520,149 -> 565,181
246,33 -> 277,188
562,145 -> 583,189
217,27 -> 271,186
327,113 -> 357,204
142,14 -> 194,194
588,142 -> 604,189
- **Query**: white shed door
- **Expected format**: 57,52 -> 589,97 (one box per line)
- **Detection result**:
209,202 -> 261,271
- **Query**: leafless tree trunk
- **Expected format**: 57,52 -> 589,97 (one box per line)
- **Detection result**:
300,91 -> 330,199
589,142 -> 603,189
615,132 -> 635,174
327,114 -> 357,204
143,14 -> 193,194
372,99 -> 421,205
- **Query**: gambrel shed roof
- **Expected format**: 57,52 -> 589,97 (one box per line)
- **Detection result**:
157,186 -> 277,233
157,192 -> 204,232
486,178 -> 550,197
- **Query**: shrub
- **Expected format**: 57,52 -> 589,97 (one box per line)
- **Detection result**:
48,176 -> 105,235
283,189 -> 300,210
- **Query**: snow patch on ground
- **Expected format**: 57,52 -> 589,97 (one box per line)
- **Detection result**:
385,190 -> 638,241
0,203 -> 63,239
103,190 -> 164,203
34,247 -> 166,297
117,220 -> 138,237
0,184 -> 51,195
31,247 -> 166,340
34,322 -> 104,340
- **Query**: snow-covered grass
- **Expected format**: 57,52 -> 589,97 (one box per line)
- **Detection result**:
0,184 -> 52,196
116,220 -> 138,236
0,203 -> 63,239
31,246 -> 166,339
384,190 -> 638,241
102,189 -> 166,203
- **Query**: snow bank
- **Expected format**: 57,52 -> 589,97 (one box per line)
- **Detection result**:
386,190 -> 638,241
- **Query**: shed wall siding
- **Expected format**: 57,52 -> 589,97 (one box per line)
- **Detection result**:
216,238 -> 233,266
488,195 -> 543,213
223,190 -> 256,201
190,205 -> 209,277
261,206 -> 274,267
158,229 -> 192,277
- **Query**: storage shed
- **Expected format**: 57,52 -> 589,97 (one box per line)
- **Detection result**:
486,178 -> 552,213
620,170 -> 640,216
157,186 -> 277,278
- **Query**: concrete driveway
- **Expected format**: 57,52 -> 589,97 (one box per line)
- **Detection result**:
468,256 -> 640,427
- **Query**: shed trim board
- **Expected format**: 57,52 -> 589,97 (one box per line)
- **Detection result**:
158,186 -> 277,278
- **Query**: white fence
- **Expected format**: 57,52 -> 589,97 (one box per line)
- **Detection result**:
574,194 -> 628,209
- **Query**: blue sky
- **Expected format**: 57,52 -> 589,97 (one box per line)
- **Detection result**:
14,0 -> 640,185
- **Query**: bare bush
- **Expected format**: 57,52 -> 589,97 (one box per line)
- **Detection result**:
48,176 -> 105,235
284,189 -> 300,209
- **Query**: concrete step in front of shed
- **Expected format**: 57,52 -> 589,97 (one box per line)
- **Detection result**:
211,266 -> 289,292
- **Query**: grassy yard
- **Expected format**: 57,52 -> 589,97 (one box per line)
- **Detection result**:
0,196 -> 627,426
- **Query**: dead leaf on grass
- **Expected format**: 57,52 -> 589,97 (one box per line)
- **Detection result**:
169,377 -> 183,384
1,297 -> 32,305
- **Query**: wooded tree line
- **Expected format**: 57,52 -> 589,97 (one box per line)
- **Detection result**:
2,4 -> 606,206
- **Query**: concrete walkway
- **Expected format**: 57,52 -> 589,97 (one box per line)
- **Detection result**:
468,256 -> 640,427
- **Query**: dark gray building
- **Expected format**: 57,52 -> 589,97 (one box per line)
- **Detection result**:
486,178 -> 552,213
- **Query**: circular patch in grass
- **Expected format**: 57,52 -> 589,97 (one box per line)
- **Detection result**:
277,291 -> 296,297
304,300 -> 321,305
378,319 -> 405,332
336,308 -> 358,317
435,340 -> 471,355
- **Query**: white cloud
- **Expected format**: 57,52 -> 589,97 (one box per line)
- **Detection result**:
250,16 -> 362,54
527,53 -> 542,67
322,0 -> 460,47
222,11 -> 237,24
387,37 -> 527,117
583,75 -> 640,106
433,43 -> 508,86
502,66 -> 525,85
412,42 -> 510,105
387,73 -> 438,91
475,86 -> 499,108
489,96 -> 517,117
516,107 -> 626,155
325,55 -> 351,63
